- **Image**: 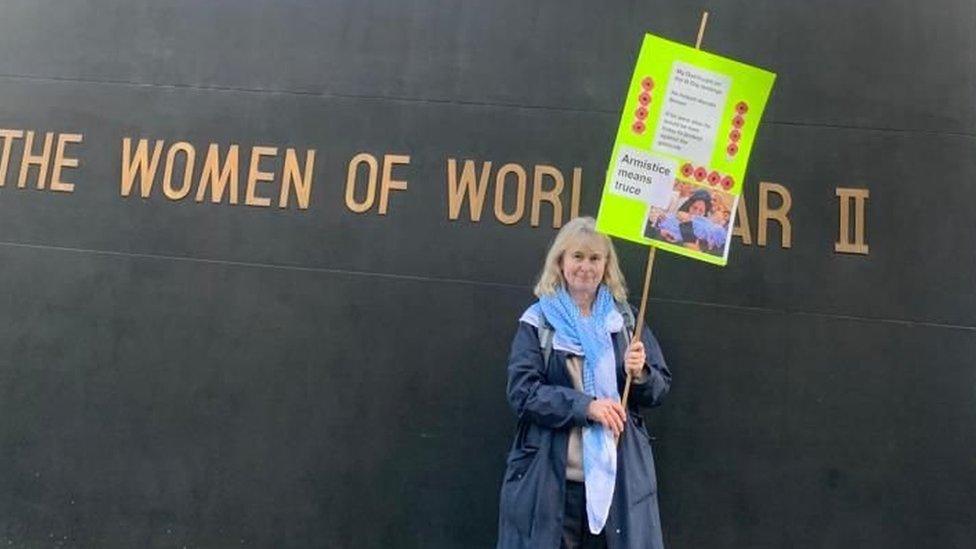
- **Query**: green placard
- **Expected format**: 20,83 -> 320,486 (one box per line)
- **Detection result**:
596,33 -> 776,266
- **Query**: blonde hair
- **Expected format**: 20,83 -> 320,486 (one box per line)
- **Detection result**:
533,216 -> 628,302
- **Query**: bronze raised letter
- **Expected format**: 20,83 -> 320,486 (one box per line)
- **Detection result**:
835,187 -> 870,255
757,182 -> 792,248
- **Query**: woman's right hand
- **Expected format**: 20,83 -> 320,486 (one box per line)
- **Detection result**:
586,398 -> 626,437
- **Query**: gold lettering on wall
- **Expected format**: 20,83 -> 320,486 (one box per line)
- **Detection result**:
18,131 -> 54,189
445,158 -> 582,227
732,193 -> 753,245
0,129 -> 25,187
279,148 -> 315,210
531,164 -> 564,228
119,138 -> 313,209
49,133 -> 83,193
378,154 -> 409,215
0,130 -> 866,259
244,146 -> 277,207
196,144 -> 240,204
757,181 -> 792,248
0,129 -> 81,192
121,139 -> 164,198
447,159 -> 491,221
835,187 -> 870,255
570,168 -> 582,220
345,153 -> 379,213
494,163 -> 527,225
162,142 -> 196,200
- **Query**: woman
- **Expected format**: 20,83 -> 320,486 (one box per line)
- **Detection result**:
497,217 -> 672,549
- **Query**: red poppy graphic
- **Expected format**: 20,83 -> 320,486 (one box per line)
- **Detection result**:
732,115 -> 745,129
680,163 -> 694,177
631,120 -> 646,134
726,142 -> 739,156
635,106 -> 648,120
693,167 -> 707,181
638,92 -> 651,106
735,101 -> 749,114
641,77 -> 655,91
729,129 -> 741,142
720,176 -> 734,190
707,171 -> 721,185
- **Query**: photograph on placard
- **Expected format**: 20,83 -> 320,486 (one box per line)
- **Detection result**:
643,180 -> 736,259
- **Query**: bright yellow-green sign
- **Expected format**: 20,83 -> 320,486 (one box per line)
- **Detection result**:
596,33 -> 776,266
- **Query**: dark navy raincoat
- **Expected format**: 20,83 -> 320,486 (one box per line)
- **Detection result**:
497,304 -> 672,549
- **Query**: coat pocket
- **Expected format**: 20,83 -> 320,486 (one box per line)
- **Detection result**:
504,448 -> 536,482
500,448 -> 539,537
623,420 -> 658,506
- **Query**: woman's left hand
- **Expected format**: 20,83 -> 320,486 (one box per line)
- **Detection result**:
624,341 -> 646,378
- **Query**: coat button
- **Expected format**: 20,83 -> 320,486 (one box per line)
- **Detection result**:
615,529 -> 621,534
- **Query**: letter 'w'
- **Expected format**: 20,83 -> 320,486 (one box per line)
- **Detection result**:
121,138 -> 164,197
447,158 -> 491,221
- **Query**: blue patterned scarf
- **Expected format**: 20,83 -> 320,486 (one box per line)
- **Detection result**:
539,284 -> 619,534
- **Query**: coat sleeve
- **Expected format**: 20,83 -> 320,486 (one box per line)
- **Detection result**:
506,321 -> 593,429
627,323 -> 672,409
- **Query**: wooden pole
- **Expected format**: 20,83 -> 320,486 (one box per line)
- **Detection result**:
620,247 -> 655,410
621,11 -> 709,413
695,11 -> 709,49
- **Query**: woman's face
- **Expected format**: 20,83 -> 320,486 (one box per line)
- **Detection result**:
688,199 -> 707,217
560,237 -> 607,297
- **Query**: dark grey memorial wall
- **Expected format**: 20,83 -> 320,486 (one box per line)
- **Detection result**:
0,1 -> 974,547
